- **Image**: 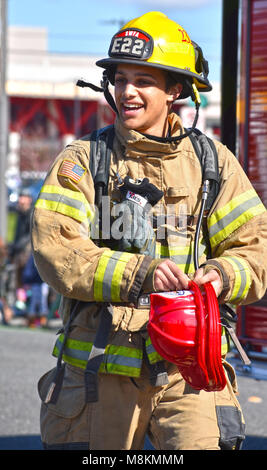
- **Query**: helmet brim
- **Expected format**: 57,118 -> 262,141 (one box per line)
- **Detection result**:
96,57 -> 212,99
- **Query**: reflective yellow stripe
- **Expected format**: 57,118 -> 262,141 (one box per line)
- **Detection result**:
94,250 -> 135,302
94,250 -> 112,301
40,184 -> 88,203
111,252 -> 135,301
53,323 -> 229,379
146,337 -> 163,363
35,198 -> 89,224
155,240 -> 206,274
53,335 -> 142,377
220,256 -> 251,303
104,344 -> 142,376
221,326 -> 229,355
35,184 -> 94,223
38,184 -> 93,212
208,189 -> 266,249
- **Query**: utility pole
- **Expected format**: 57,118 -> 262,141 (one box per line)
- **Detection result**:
221,0 -> 239,155
0,0 -> 8,241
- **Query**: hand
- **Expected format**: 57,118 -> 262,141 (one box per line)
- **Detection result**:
154,259 -> 190,292
193,267 -> 222,297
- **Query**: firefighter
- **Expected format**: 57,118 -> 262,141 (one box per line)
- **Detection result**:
32,12 -> 267,450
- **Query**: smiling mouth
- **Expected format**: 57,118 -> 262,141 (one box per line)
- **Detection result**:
122,103 -> 144,113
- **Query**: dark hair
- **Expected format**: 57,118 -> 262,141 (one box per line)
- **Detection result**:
166,72 -> 193,100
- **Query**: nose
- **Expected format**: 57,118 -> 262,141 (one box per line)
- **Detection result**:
122,82 -> 138,99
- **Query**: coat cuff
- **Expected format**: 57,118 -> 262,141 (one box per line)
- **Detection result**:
141,258 -> 164,294
202,260 -> 230,303
128,255 -> 154,303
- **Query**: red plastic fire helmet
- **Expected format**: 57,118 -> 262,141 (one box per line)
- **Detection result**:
147,281 -> 226,391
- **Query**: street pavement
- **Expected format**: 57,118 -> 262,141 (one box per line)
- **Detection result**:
1,321 -> 267,451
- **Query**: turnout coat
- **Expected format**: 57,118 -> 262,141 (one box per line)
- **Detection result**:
31,112 -> 267,378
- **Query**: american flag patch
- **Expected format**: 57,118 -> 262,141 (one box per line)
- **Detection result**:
58,160 -> 86,183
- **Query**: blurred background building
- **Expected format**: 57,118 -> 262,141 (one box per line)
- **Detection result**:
5,24 -> 221,194
6,26 -> 108,189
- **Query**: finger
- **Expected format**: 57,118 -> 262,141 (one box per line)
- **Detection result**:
193,269 -> 222,296
154,269 -> 177,291
159,263 -> 189,290
156,264 -> 180,289
193,268 -> 204,283
166,260 -> 190,288
154,274 -> 172,292
194,269 -> 217,285
159,260 -> 189,289
204,272 -> 222,296
155,265 -> 190,291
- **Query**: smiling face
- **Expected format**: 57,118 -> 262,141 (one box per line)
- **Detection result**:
114,63 -> 182,137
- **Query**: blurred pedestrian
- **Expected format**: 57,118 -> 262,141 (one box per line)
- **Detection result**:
8,187 -> 33,321
10,188 -> 33,289
22,253 -> 49,328
0,237 -> 13,325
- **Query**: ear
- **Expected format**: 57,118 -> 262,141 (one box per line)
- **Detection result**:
167,83 -> 183,103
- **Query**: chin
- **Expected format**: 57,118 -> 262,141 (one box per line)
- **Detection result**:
121,119 -> 142,131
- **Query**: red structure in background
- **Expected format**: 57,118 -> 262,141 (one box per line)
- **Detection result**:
10,97 -> 98,137
238,0 -> 267,207
224,0 -> 267,366
9,96 -> 115,175
9,95 -> 181,176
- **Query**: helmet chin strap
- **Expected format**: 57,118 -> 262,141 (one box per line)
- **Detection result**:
141,82 -> 201,143
76,71 -> 119,115
76,75 -> 201,142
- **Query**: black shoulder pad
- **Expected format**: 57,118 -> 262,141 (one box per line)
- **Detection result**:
85,125 -> 115,191
187,128 -> 220,212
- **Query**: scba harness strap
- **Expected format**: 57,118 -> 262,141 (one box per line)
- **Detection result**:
87,124 -> 220,213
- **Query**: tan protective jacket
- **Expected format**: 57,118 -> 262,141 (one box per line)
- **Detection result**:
31,112 -> 267,377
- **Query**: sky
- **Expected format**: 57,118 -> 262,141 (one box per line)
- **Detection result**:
7,0 -> 223,83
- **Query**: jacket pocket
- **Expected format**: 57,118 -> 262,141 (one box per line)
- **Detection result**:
38,365 -> 86,418
165,186 -> 189,203
216,405 -> 245,450
215,360 -> 245,450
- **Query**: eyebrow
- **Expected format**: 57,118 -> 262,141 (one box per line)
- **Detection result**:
115,71 -> 156,79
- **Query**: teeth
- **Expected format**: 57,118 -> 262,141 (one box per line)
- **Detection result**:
124,104 -> 142,109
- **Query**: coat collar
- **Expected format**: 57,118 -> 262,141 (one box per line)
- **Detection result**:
114,112 -> 185,159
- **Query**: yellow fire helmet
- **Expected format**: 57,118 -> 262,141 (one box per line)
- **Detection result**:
96,11 -> 212,101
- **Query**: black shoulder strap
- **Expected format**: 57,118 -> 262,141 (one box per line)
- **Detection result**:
87,125 -> 115,195
79,124 -> 115,211
87,125 -> 219,213
187,128 -> 220,213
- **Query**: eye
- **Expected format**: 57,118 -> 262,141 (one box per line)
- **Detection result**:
114,76 -> 126,86
137,79 -> 149,86
136,78 -> 155,87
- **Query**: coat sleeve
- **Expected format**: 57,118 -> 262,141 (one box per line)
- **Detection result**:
31,139 -> 152,304
204,143 -> 267,305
